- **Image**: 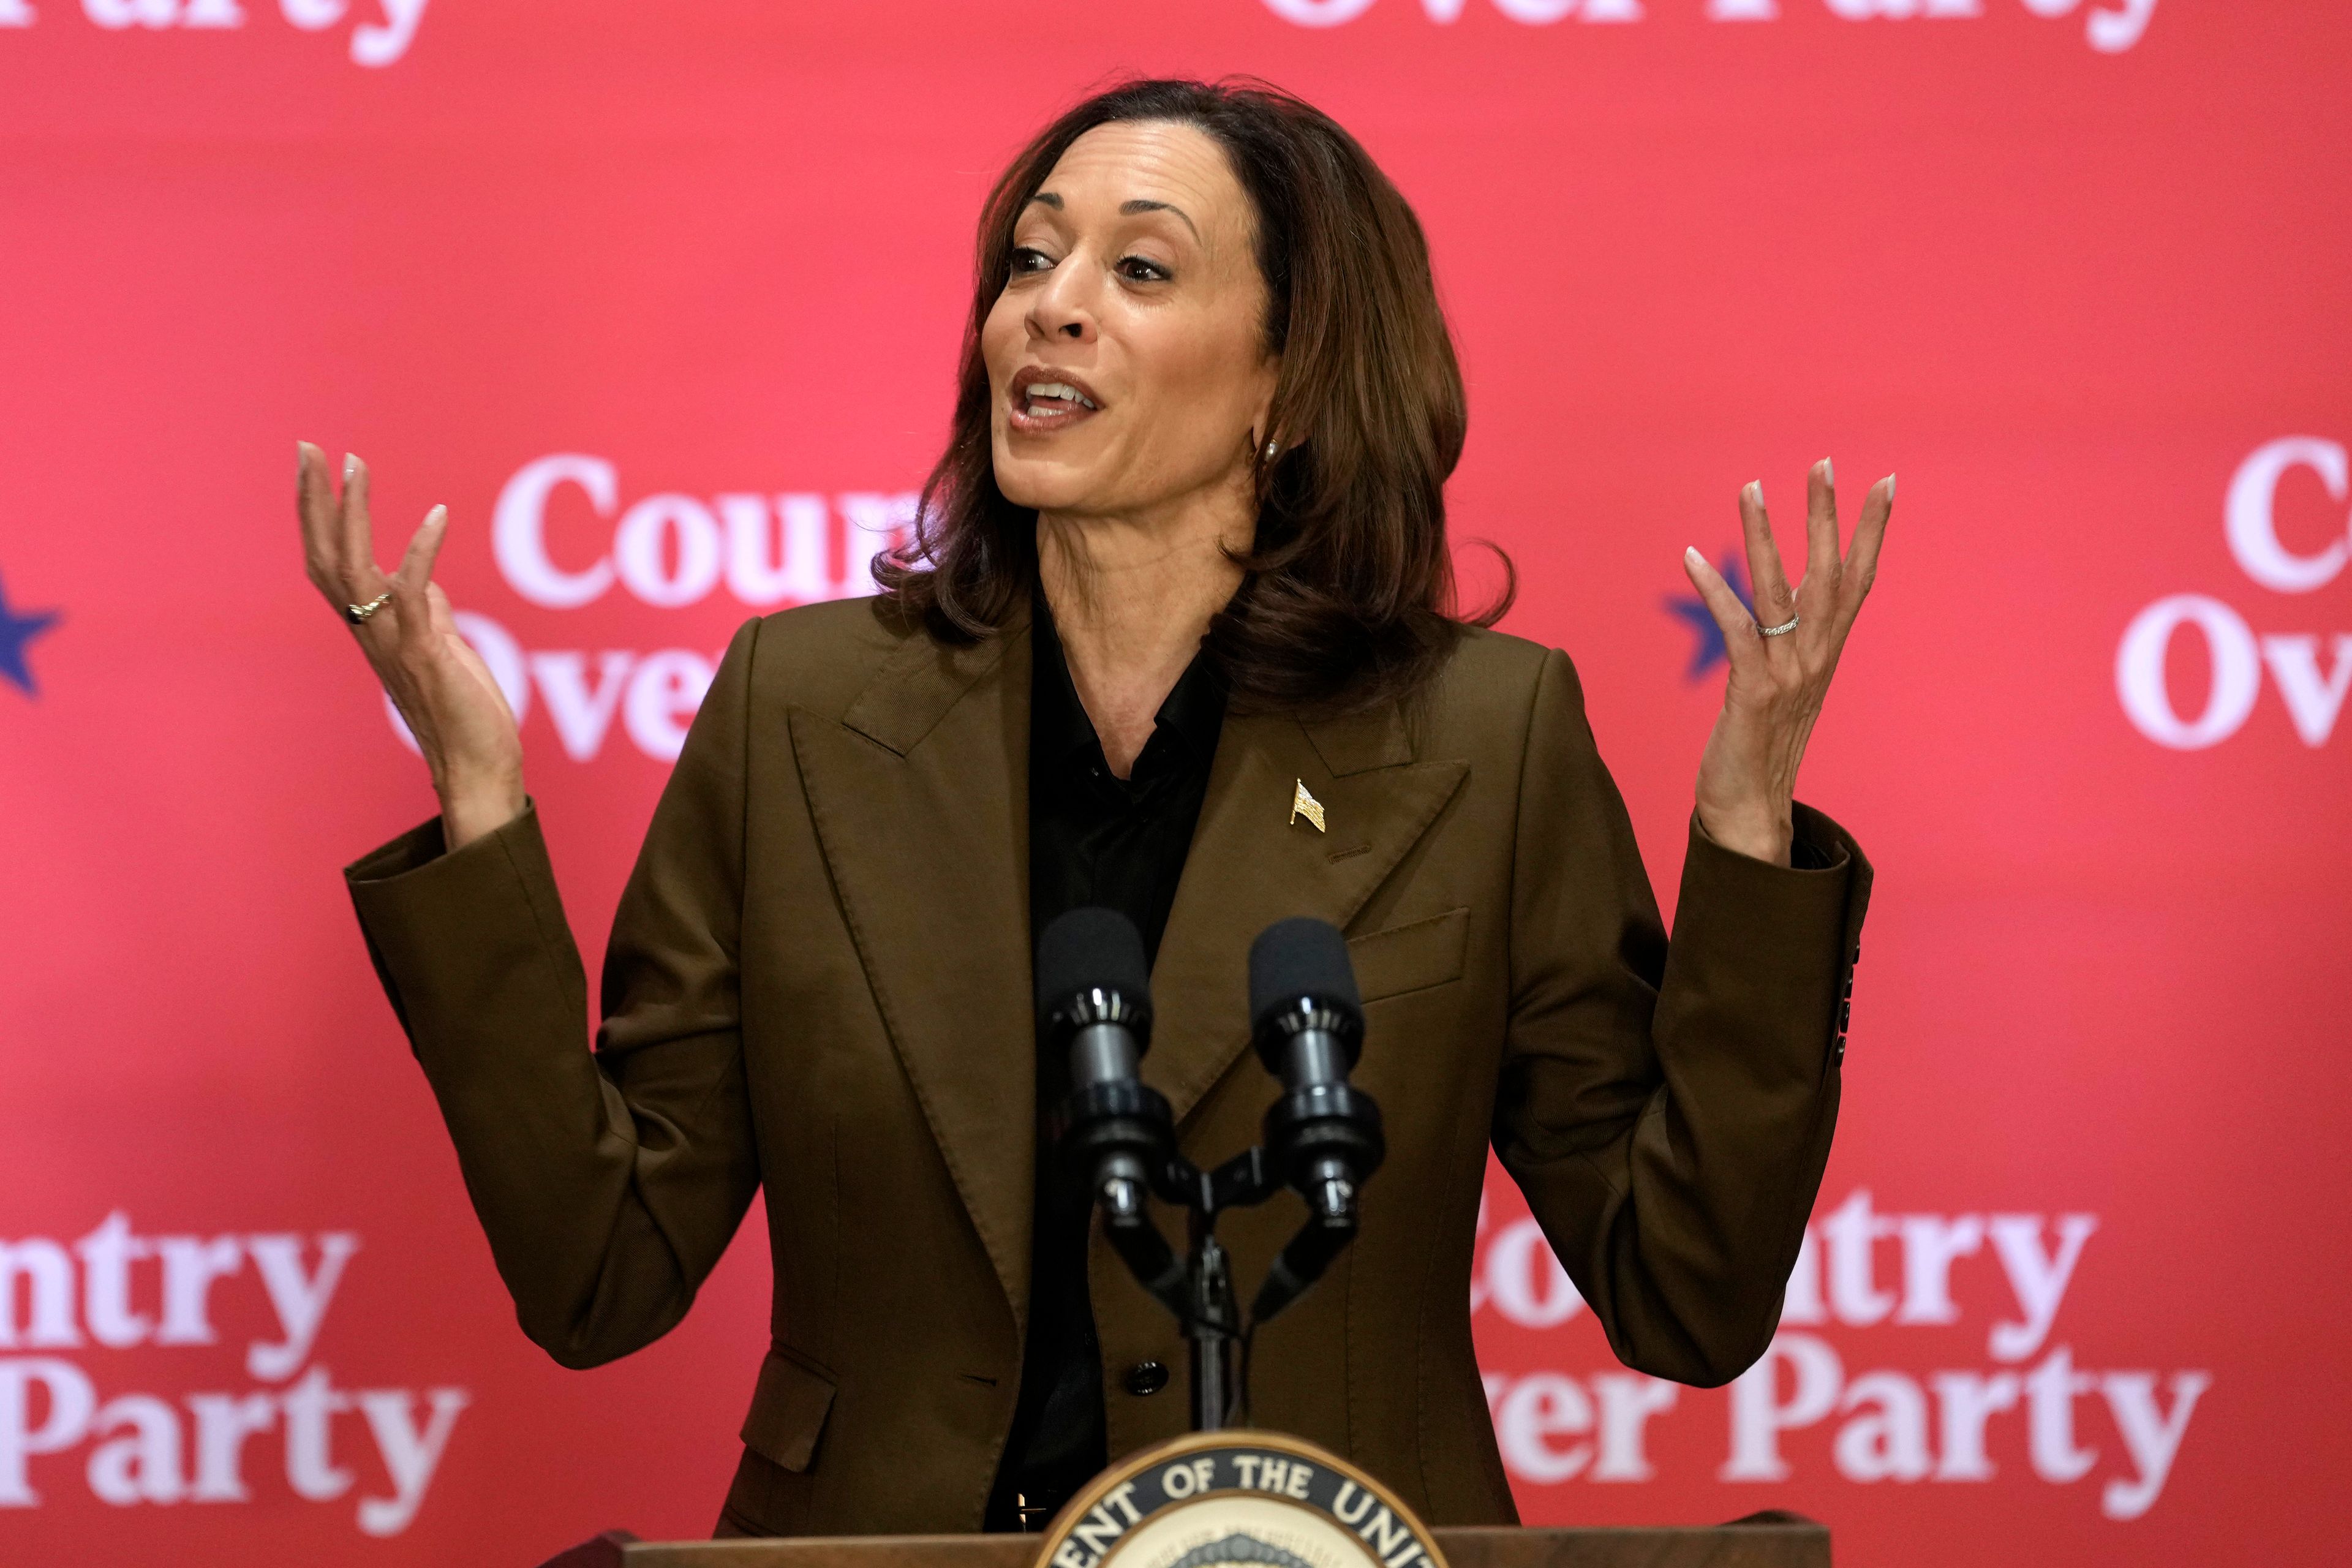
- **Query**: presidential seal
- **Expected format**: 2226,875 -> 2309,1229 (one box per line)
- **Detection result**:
1032,1431 -> 1446,1568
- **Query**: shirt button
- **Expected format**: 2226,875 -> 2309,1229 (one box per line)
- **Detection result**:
1124,1360 -> 1170,1396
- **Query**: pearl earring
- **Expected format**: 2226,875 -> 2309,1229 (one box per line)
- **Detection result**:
1264,440 -> 1278,460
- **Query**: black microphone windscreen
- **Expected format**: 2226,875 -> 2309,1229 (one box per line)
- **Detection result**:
1036,907 -> 1150,1017
1248,916 -> 1360,1025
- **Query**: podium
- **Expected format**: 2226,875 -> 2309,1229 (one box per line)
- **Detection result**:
538,1518 -> 1830,1568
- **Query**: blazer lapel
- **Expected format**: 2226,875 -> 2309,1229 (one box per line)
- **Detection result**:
1147,701 -> 1468,1126
791,607 -> 1038,1321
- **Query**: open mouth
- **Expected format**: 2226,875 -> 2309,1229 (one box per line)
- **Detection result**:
1008,366 -> 1104,433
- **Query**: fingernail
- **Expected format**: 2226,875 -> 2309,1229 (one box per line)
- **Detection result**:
1684,545 -> 1704,567
1822,456 -> 1835,487
344,453 -> 359,481
428,503 -> 448,526
1884,472 -> 1896,501
1744,480 -> 1762,506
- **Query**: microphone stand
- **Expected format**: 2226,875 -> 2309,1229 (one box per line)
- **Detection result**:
1047,915 -> 1382,1435
1186,1209 -> 1235,1434
1084,1138 -> 1352,1433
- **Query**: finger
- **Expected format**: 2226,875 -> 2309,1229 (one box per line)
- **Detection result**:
337,452 -> 380,594
394,503 -> 450,597
1832,473 -> 1894,633
1738,480 -> 1796,622
1799,456 -> 1841,609
1682,546 -> 1761,674
296,442 -> 345,587
390,505 -> 450,657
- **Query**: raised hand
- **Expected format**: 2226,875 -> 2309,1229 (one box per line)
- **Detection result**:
1679,458 -> 1893,866
296,443 -> 526,850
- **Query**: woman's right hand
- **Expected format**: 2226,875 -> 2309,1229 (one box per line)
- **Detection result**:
298,442 -> 526,850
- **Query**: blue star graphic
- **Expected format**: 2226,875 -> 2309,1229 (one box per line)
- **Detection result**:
1662,551 -> 1755,680
0,570 -> 61,696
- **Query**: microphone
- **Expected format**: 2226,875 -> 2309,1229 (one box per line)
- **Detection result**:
1037,905 -> 1153,1108
1246,917 -> 1386,1322
1038,908 -> 1183,1310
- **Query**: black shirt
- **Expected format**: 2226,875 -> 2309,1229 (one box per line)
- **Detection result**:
983,592 -> 1227,1530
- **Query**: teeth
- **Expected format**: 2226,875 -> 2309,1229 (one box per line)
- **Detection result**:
1023,382 -> 1096,410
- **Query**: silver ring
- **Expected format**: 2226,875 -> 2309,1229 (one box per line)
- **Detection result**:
1755,612 -> 1801,637
345,591 -> 393,625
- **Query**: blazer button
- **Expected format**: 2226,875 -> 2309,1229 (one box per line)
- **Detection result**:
1124,1361 -> 1170,1396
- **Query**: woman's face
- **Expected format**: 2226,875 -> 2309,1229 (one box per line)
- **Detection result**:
984,119 -> 1281,522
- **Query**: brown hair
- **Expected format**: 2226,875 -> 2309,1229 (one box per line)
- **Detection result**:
874,77 -> 1512,715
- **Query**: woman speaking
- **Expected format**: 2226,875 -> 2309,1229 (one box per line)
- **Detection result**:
298,78 -> 1887,1539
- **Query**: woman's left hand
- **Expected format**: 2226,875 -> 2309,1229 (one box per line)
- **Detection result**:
1680,459 -> 1893,866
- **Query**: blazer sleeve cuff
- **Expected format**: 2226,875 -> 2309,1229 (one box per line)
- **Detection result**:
1659,802 -> 1868,1082
343,813 -> 452,883
342,799 -> 582,1055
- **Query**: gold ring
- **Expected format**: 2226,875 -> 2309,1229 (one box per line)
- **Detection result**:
344,591 -> 393,625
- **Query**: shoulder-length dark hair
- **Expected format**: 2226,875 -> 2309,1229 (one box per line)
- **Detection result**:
874,76 -> 1511,715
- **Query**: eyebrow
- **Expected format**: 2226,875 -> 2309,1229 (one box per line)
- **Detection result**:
1022,190 -> 1201,241
1120,198 -> 1200,240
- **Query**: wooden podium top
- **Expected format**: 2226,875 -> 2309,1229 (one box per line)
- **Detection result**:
543,1520 -> 1830,1568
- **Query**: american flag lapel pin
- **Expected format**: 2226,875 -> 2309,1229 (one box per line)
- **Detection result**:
1289,778 -> 1327,832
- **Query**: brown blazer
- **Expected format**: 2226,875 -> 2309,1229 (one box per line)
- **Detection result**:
344,595 -> 1870,1537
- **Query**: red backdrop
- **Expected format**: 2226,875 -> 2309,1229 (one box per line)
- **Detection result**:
3,2 -> 2346,1564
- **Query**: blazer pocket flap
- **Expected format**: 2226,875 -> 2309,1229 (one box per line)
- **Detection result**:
740,1348 -> 837,1474
1348,907 -> 1469,1003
